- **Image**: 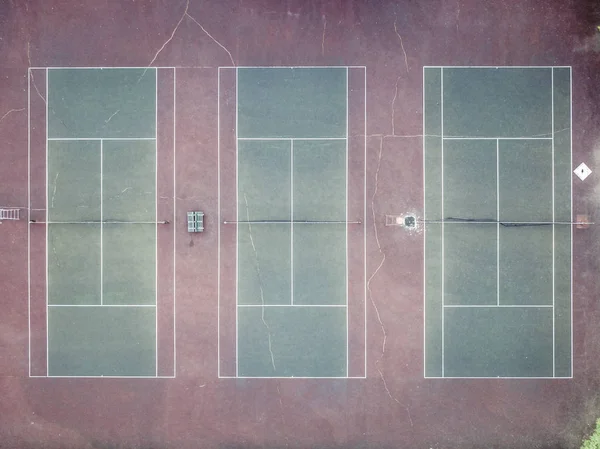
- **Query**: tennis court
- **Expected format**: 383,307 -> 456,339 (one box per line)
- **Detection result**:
423,67 -> 572,378
218,67 -> 366,378
7,2 -> 600,448
28,68 -> 176,377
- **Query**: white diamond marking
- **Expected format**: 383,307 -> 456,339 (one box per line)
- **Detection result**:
574,162 -> 592,181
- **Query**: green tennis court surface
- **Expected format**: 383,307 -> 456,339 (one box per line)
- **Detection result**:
236,67 -> 348,377
424,67 -> 572,378
46,68 -> 158,376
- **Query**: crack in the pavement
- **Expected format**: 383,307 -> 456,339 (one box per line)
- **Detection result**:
393,16 -> 409,73
50,173 -> 59,209
143,0 -> 235,76
104,109 -> 120,124
455,0 -> 461,32
352,126 -> 571,140
243,193 -> 276,372
390,76 -> 401,136
368,136 -> 388,356
321,15 -> 327,56
377,365 -> 413,427
143,0 -> 190,76
0,108 -> 25,124
29,71 -> 46,105
366,89 -> 415,421
185,11 -> 235,66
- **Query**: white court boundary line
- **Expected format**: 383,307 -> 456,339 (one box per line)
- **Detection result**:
363,67 -> 367,379
100,139 -> 104,306
38,66 -> 183,70
345,66 -> 349,378
173,67 -> 177,378
423,65 -> 571,69
27,68 -> 31,377
238,137 -> 346,141
217,68 -> 221,378
219,65 -> 366,69
443,304 -> 553,308
551,68 -> 556,377
423,65 -> 574,380
238,304 -> 347,308
155,71 -> 158,377
48,304 -> 156,307
45,68 -> 49,376
30,65 -> 367,70
291,139 -> 294,306
235,66 -> 239,378
219,65 -> 366,379
422,67 -> 426,379
570,67 -> 573,378
31,375 -> 176,379
426,376 -> 572,379
443,137 -> 552,141
440,67 -> 445,378
47,137 -> 156,141
219,376 -> 367,379
35,66 -> 173,379
497,139 -> 500,307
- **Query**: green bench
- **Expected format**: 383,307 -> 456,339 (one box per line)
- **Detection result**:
187,211 -> 204,233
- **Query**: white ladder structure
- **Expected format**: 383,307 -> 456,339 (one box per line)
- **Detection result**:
0,208 -> 20,221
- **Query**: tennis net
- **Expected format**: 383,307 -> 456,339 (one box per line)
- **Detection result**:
30,219 -> 169,225
223,219 -> 361,224
420,217 -> 593,227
